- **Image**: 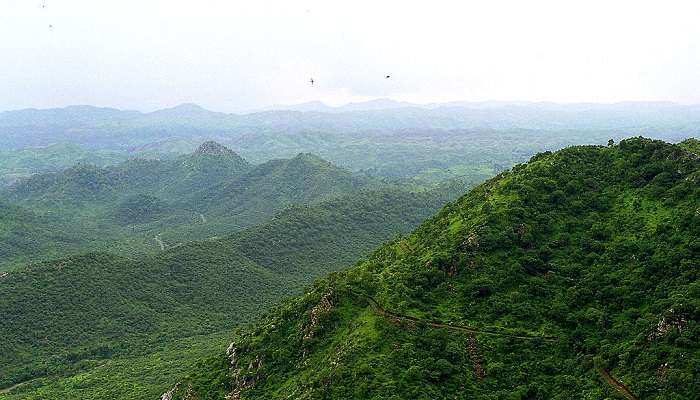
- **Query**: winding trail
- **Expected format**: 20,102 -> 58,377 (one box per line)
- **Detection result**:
596,366 -> 639,400
154,234 -> 166,250
345,287 -> 558,341
0,380 -> 32,394
344,287 -> 641,397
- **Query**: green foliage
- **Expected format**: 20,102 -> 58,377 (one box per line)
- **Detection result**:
0,200 -> 101,271
112,194 -> 169,225
679,138 -> 700,155
173,138 -> 700,399
0,143 -> 382,270
0,143 -> 132,186
1,103 -> 694,185
0,185 -> 456,399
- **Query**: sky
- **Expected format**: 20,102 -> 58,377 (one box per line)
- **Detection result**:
1,0 -> 699,112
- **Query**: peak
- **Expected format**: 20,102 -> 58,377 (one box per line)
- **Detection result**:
292,152 -> 330,164
194,141 -> 236,156
171,103 -> 207,112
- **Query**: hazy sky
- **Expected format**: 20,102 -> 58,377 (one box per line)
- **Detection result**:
1,0 -> 699,112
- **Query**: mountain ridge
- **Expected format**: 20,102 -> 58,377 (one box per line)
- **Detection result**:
167,137 -> 700,399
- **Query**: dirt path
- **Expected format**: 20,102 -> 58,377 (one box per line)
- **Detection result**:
596,366 -> 639,400
346,287 -> 558,341
0,380 -> 32,394
467,333 -> 485,380
154,234 -> 166,250
346,287 -> 642,396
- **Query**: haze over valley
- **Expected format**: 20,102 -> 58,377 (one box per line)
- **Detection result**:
1,1 -> 699,399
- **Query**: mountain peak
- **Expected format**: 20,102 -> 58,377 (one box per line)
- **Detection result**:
290,152 -> 334,167
194,141 -> 236,156
171,103 -> 207,112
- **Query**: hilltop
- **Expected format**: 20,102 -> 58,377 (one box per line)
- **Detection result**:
169,138 -> 700,399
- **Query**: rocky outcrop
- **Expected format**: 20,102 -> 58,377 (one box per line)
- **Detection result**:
648,308 -> 688,340
160,383 -> 179,400
303,289 -> 334,340
225,342 -> 263,400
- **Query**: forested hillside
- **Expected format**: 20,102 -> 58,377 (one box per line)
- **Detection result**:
0,186 -> 459,399
0,200 -> 97,267
0,143 -> 376,271
169,138 -> 699,399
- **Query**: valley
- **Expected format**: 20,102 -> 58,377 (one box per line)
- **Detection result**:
0,141 -> 470,398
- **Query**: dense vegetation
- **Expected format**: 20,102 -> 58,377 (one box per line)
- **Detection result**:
0,142 -> 378,271
0,184 -> 459,399
0,143 -> 135,186
169,138 -> 699,399
0,200 -> 99,268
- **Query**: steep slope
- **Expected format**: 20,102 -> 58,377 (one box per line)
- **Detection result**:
0,187 -> 461,399
171,138 -> 699,399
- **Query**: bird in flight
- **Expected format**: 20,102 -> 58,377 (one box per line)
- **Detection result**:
385,75 -> 391,79
310,78 -> 314,86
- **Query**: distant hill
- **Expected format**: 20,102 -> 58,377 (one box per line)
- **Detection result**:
0,143 -> 132,186
2,101 -> 699,151
0,143 -> 377,270
2,101 -> 698,189
4,141 -> 252,206
169,138 -> 699,399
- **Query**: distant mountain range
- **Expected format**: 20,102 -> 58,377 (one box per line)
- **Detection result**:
2,100 -> 700,150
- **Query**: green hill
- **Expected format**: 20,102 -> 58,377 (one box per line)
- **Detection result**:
0,186 -> 459,399
168,138 -> 699,399
0,143 -> 380,270
4,141 -> 252,207
0,143 -> 132,186
192,152 -> 373,228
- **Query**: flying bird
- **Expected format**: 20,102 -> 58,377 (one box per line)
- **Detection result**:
385,75 -> 391,79
310,78 -> 314,86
